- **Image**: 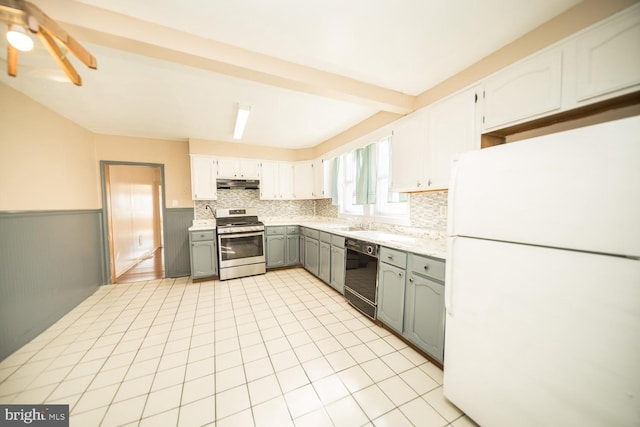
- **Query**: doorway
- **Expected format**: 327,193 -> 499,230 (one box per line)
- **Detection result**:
101,161 -> 167,283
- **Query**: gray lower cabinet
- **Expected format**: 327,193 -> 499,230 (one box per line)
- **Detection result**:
376,247 -> 446,363
266,234 -> 285,268
299,234 -> 305,266
286,232 -> 300,265
404,254 -> 446,363
266,226 -> 299,268
319,240 -> 331,283
189,230 -> 218,278
330,236 -> 345,294
377,247 -> 407,334
304,237 -> 319,276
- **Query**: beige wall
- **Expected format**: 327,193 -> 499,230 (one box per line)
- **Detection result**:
0,82 -> 193,210
189,138 -> 303,161
0,83 -> 100,210
94,134 -> 192,208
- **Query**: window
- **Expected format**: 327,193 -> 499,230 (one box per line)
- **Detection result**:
336,135 -> 408,222
374,137 -> 408,218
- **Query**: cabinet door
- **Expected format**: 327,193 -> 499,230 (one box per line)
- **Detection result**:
286,234 -> 300,266
304,238 -> 319,276
377,262 -> 406,333
299,234 -> 305,266
319,241 -> 331,283
293,162 -> 314,199
190,156 -> 217,200
483,48 -> 562,131
312,160 -> 324,199
266,235 -> 285,268
260,161 -> 279,200
279,163 -> 294,199
216,158 -> 238,179
321,159 -> 333,200
239,159 -> 261,179
391,108 -> 428,192
191,240 -> 216,278
575,6 -> 640,104
404,273 -> 445,363
330,246 -> 345,294
426,86 -> 480,190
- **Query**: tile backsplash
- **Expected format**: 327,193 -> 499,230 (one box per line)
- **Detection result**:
195,189 -> 315,218
409,191 -> 448,231
194,189 -> 448,233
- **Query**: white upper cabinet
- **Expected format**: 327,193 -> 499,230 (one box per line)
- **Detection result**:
313,159 -> 325,199
260,161 -> 293,200
572,4 -> 640,105
190,155 -> 217,200
390,107 -> 428,193
216,158 -> 260,179
293,161 -> 315,199
426,86 -> 481,190
391,86 -> 480,193
482,48 -> 563,131
321,159 -> 334,200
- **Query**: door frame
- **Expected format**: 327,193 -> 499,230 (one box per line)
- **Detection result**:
100,160 -> 168,284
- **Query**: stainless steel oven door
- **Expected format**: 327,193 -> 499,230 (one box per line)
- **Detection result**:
218,231 -> 265,268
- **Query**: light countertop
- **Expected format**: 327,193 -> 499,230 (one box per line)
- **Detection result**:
263,217 -> 447,260
187,216 -> 447,259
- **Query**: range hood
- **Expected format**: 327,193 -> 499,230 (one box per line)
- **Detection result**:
216,179 -> 260,190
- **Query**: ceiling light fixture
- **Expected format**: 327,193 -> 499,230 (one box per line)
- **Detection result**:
0,0 -> 97,85
233,104 -> 251,140
6,25 -> 33,51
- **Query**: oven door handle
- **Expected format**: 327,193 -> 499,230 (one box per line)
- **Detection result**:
218,231 -> 265,239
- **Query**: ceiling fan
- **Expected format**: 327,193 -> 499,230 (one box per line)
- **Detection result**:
0,0 -> 96,85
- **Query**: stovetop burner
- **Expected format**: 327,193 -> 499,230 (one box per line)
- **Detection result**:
215,208 -> 264,233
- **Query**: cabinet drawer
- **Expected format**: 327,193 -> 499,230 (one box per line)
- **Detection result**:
409,254 -> 445,282
191,230 -> 215,241
266,226 -> 285,235
320,232 -> 332,243
286,226 -> 299,235
380,247 -> 407,269
331,235 -> 345,247
304,228 -> 320,239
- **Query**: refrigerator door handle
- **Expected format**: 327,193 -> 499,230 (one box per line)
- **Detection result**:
444,238 -> 454,317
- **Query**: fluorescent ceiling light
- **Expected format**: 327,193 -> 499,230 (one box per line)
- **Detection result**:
233,104 -> 251,140
7,25 -> 34,52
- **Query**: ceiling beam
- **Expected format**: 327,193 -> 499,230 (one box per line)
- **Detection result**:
30,0 -> 414,114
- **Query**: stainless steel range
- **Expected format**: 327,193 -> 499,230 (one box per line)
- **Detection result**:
216,208 -> 266,280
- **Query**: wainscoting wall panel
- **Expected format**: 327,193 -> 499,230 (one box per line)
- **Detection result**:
0,210 -> 104,361
164,208 -> 194,278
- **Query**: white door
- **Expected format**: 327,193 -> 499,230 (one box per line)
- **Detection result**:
444,236 -> 640,427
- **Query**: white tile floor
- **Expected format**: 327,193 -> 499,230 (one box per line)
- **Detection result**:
0,268 -> 478,427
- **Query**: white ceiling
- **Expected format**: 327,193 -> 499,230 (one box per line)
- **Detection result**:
0,0 -> 581,148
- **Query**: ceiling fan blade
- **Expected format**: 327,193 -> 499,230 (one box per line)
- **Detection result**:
7,44 -> 18,77
0,0 -> 27,22
24,1 -> 97,70
36,28 -> 82,86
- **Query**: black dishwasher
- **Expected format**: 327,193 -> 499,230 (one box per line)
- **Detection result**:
344,238 -> 379,320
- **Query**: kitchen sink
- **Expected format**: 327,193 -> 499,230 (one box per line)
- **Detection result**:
347,230 -> 417,245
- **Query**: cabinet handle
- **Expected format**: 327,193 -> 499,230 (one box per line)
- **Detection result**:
398,272 -> 403,278
427,179 -> 432,186
387,255 -> 393,260
424,265 -> 429,270
417,181 -> 421,187
409,277 -> 414,282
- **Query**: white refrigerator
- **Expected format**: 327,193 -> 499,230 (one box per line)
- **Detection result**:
443,115 -> 640,427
